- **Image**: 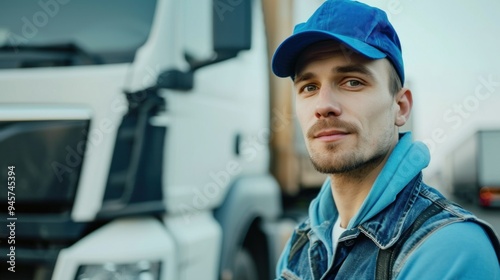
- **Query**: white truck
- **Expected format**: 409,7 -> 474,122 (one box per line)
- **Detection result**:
448,130 -> 500,208
0,0 -> 311,279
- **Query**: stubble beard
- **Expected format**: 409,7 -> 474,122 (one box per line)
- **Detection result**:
309,142 -> 387,176
307,129 -> 394,178
305,118 -> 394,178
306,118 -> 371,174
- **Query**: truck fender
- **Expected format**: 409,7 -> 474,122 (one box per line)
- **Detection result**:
214,174 -> 282,278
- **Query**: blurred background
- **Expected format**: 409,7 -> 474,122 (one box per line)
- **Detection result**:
0,1 -> 498,279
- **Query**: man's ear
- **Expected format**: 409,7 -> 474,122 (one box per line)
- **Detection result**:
395,88 -> 412,127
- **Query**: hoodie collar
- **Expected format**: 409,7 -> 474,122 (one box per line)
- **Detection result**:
347,132 -> 430,228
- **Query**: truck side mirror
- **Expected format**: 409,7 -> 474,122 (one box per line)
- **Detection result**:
158,0 -> 252,90
187,0 -> 252,70
213,1 -> 252,56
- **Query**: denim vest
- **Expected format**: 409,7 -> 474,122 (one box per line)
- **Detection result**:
278,174 -> 500,280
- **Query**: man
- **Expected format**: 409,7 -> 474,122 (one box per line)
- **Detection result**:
271,0 -> 500,279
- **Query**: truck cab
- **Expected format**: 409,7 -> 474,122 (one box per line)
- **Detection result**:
0,1 -> 285,279
448,130 -> 500,207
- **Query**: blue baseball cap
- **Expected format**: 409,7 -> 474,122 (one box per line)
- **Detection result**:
272,0 -> 404,84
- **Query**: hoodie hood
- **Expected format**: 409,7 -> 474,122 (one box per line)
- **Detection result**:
308,132 -> 430,234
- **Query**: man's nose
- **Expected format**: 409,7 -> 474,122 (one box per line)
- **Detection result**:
315,86 -> 342,119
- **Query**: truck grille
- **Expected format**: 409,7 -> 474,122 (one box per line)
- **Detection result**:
0,119 -> 90,280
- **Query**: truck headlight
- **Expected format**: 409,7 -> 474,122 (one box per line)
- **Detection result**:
75,260 -> 161,280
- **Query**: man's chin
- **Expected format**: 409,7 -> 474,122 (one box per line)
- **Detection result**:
310,158 -> 359,174
310,152 -> 387,176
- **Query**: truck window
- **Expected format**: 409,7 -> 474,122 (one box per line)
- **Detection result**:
0,0 -> 157,68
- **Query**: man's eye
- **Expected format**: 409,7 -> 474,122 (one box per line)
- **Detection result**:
345,80 -> 363,87
302,85 -> 318,92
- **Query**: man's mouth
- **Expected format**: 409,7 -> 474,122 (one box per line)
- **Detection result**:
307,118 -> 357,143
313,130 -> 350,142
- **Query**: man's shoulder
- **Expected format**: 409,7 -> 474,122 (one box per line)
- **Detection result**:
413,183 -> 497,245
395,183 -> 500,278
417,182 -> 477,219
422,220 -> 495,248
428,221 -> 491,244
396,221 -> 500,279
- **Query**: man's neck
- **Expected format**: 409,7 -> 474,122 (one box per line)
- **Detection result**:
329,153 -> 390,228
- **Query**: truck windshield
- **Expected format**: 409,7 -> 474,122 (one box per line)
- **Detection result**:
0,0 -> 157,68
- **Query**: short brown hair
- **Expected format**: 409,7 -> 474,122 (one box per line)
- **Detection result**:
388,62 -> 403,95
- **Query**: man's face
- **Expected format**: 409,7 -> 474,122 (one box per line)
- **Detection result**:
294,41 -> 401,174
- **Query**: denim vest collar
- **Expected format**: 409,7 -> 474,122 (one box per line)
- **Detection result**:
357,173 -> 423,249
301,173 -> 424,251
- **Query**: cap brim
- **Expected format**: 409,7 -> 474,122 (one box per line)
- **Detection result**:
272,30 -> 387,78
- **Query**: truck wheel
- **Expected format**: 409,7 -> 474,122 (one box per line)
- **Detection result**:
233,248 -> 259,280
